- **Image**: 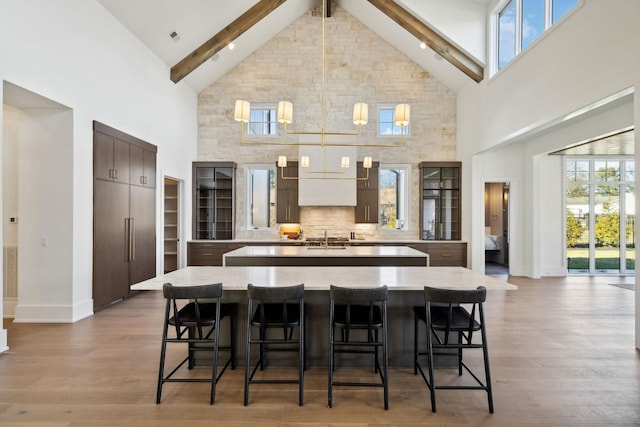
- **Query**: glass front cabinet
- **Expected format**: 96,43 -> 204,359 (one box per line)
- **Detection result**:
420,162 -> 461,240
192,162 -> 236,240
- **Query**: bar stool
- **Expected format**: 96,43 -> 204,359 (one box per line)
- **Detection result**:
156,282 -> 237,405
244,283 -> 305,406
413,285 -> 493,413
328,285 -> 389,410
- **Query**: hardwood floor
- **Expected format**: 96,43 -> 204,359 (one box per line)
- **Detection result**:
1,275 -> 639,426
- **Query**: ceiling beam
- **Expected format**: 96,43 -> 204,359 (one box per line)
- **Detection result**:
170,0 -> 288,83
366,0 -> 484,83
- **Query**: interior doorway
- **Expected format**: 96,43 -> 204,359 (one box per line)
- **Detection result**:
484,182 -> 510,276
3,81 -> 73,320
163,177 -> 180,273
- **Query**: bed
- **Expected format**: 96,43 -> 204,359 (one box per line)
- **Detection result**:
485,235 -> 502,251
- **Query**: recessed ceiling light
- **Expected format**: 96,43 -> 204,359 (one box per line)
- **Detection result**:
228,42 -> 235,50
419,42 -> 426,50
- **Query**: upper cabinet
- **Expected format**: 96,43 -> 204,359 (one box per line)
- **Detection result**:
276,161 -> 300,223
420,162 -> 461,240
355,161 -> 379,223
94,131 -> 130,183
192,162 -> 236,240
94,122 -> 157,188
130,145 -> 156,187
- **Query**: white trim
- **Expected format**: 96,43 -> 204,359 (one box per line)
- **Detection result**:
13,299 -> 93,323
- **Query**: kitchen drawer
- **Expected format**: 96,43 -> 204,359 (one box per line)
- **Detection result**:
187,242 -> 242,266
414,242 -> 467,267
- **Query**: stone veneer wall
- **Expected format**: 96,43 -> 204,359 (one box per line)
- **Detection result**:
198,3 -> 456,241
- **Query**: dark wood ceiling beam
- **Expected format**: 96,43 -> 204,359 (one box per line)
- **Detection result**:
170,0 -> 288,83
366,0 -> 484,83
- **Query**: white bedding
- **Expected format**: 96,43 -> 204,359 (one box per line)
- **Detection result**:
485,235 -> 502,250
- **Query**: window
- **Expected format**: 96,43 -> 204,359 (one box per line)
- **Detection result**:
246,165 -> 276,229
248,106 -> 277,135
378,107 -> 410,137
496,0 -> 579,70
379,165 -> 410,230
498,1 -> 516,69
565,158 -> 635,275
521,0 -> 544,50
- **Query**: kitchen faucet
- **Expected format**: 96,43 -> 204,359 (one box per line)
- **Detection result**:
324,230 -> 328,247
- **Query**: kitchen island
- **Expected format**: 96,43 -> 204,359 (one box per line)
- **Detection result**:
222,245 -> 429,267
132,265 -> 514,366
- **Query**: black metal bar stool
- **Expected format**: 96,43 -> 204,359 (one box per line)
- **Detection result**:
156,282 -> 238,405
413,285 -> 493,413
328,284 -> 389,410
244,283 -> 305,406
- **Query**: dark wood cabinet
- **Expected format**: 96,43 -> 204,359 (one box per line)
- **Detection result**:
192,162 -> 236,240
93,179 -> 131,309
276,161 -> 299,223
94,131 -> 130,183
420,162 -> 461,240
409,242 -> 467,267
93,121 -> 157,310
355,161 -> 379,223
130,144 -> 156,187
187,241 -> 244,266
188,240 -> 466,267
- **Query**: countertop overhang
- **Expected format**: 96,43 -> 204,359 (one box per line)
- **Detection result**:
131,266 -> 517,291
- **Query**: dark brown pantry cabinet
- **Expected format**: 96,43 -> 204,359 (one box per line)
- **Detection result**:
355,161 -> 379,223
93,121 -> 157,310
276,161 -> 299,223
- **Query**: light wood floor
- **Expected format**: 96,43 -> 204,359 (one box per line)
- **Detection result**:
1,275 -> 639,426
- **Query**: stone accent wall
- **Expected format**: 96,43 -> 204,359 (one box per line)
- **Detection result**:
198,3 -> 456,240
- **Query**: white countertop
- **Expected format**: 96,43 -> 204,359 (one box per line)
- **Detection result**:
223,245 -> 429,258
131,266 -> 517,291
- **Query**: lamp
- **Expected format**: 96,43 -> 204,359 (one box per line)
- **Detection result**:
394,104 -> 410,127
234,100 -> 250,123
233,0 -> 410,179
278,154 -> 373,181
233,0 -> 409,153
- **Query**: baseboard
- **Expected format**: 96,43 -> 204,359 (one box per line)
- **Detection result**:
541,267 -> 568,277
14,299 -> 94,323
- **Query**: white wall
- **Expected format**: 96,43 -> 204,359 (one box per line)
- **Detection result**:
399,0 -> 487,62
459,0 -> 640,273
0,0 -> 197,345
458,0 -> 640,347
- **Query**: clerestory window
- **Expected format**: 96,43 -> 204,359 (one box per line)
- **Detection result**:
497,0 -> 580,71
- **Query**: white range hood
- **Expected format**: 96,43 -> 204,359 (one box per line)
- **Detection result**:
298,145 -> 357,206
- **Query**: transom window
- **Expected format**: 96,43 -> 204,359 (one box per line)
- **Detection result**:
497,0 -> 579,70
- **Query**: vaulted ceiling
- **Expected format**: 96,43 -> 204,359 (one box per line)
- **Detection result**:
97,0 -> 491,94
